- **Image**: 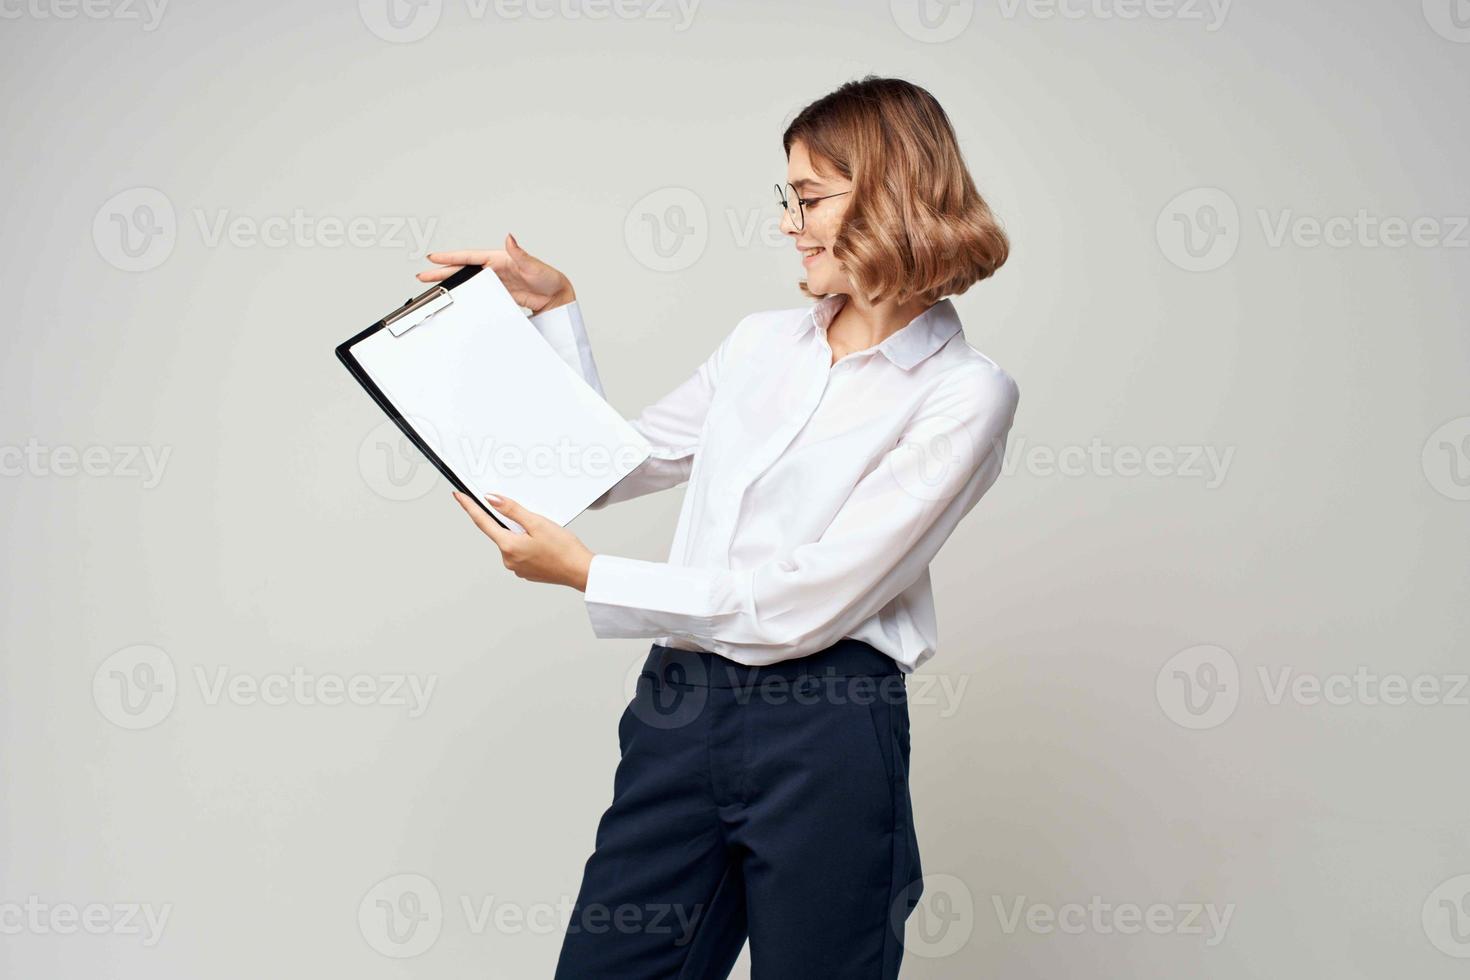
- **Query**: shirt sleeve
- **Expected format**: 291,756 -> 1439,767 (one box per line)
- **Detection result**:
529,300 -> 749,511
528,300 -> 607,399
582,365 -> 1021,664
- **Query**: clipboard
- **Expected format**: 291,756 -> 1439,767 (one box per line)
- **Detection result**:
336,265 -> 650,531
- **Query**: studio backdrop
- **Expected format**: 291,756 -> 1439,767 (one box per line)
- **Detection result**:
2,1 -> 1468,977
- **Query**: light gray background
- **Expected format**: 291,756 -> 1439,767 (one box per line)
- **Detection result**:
3,0 -> 1468,976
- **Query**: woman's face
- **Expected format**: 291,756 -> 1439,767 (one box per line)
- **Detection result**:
783,140 -> 854,297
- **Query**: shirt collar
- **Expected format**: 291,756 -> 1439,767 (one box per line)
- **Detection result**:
794,294 -> 964,371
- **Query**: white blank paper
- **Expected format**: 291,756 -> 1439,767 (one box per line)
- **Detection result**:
351,272 -> 650,531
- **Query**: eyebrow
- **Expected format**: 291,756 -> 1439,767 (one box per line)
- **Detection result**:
790,178 -> 823,192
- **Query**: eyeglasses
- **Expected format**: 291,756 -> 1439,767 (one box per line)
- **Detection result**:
774,182 -> 850,232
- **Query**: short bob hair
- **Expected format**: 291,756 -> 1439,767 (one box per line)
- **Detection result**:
782,76 -> 1009,307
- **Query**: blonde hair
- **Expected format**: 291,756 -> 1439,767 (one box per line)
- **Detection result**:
782,76 -> 1009,306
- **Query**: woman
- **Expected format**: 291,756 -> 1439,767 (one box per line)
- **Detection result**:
419,76 -> 1017,979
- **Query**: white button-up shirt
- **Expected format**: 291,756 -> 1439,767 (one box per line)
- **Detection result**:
527,293 -> 1019,673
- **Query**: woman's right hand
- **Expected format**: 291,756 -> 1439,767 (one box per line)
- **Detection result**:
419,234 -> 575,314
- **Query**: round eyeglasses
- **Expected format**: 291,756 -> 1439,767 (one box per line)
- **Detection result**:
774,182 -> 851,232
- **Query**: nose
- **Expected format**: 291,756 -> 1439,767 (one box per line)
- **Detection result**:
779,205 -> 799,237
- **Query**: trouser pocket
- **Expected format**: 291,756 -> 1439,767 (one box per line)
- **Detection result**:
869,684 -> 923,917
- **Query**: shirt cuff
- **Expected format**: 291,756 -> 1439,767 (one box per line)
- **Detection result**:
583,553 -> 725,640
528,300 -> 605,399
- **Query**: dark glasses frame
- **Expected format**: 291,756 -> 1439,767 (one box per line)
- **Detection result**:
775,182 -> 851,231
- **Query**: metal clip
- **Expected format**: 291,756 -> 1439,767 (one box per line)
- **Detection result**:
384,285 -> 453,336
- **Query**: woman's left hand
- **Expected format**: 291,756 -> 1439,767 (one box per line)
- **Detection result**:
453,491 -> 595,592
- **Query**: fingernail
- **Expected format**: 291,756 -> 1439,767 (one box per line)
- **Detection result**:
485,493 -> 503,505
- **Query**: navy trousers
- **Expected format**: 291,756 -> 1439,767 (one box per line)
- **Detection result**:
554,638 -> 924,979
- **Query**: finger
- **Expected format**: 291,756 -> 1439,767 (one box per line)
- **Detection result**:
416,265 -> 462,282
454,491 -> 511,546
505,233 -> 538,267
484,493 -> 539,531
426,250 -> 495,267
482,251 -> 514,275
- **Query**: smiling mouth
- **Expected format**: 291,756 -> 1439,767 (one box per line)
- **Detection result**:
800,246 -> 826,261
